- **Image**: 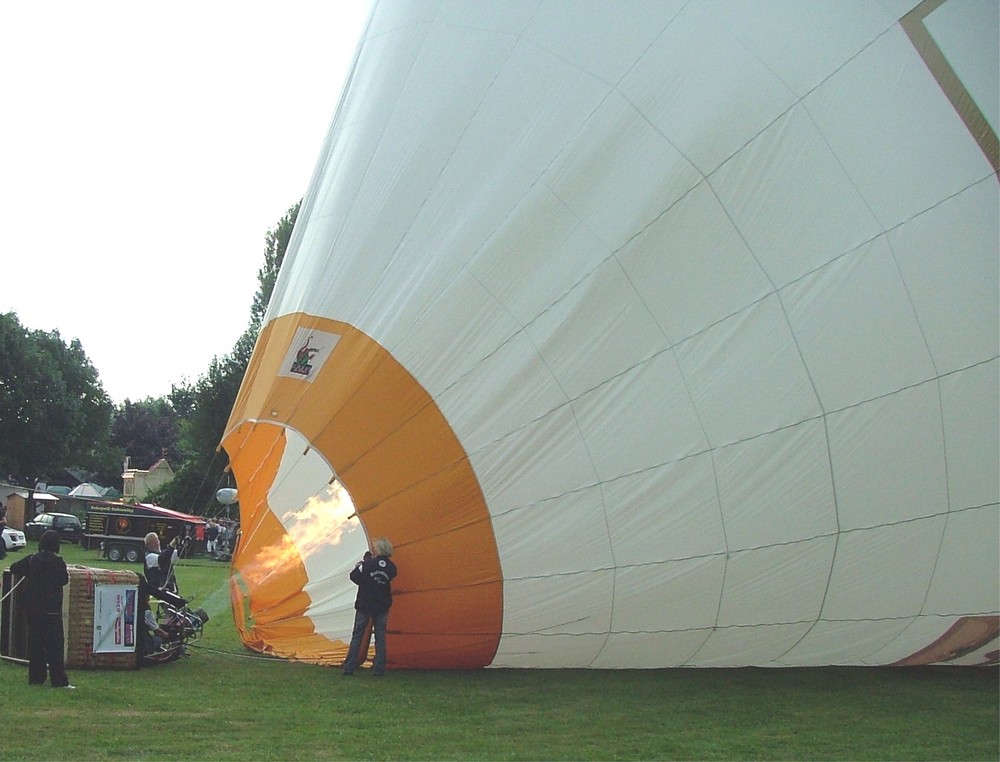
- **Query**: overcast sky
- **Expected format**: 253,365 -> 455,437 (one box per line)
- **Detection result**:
1,0 -> 371,403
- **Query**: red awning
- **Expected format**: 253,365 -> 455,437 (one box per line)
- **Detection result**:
135,503 -> 206,524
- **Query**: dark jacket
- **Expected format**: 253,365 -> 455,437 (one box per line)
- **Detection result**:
350,555 -> 397,614
144,548 -> 177,590
9,550 -> 69,617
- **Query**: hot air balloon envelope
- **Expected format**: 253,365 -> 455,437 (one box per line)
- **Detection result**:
222,0 -> 999,669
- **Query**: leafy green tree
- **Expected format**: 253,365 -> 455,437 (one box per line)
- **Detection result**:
111,397 -> 181,471
0,312 -> 114,483
251,201 -> 299,333
149,203 -> 300,514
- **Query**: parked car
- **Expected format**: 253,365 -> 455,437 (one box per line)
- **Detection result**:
23,512 -> 84,544
2,526 -> 27,551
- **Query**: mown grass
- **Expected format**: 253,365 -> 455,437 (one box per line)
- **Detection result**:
0,543 -> 996,761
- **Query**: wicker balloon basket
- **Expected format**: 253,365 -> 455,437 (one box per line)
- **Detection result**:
1,565 -> 141,670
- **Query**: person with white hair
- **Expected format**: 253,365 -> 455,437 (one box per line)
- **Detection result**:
143,532 -> 178,592
342,537 -> 397,677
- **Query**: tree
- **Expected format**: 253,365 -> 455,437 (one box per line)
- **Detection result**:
111,397 -> 181,471
250,202 -> 300,334
0,312 -> 114,483
149,203 -> 300,514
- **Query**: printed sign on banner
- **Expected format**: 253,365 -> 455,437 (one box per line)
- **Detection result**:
93,584 -> 138,653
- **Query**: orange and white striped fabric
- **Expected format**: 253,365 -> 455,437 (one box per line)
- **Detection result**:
222,0 -> 999,669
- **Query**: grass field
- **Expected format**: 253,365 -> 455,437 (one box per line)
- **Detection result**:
0,542 -> 996,761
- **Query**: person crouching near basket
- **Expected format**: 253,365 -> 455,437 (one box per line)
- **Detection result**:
342,538 -> 397,677
9,529 -> 74,689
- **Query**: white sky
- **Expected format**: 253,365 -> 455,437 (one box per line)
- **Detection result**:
0,0 -> 371,404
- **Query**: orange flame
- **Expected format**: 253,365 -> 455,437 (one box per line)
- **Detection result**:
242,480 -> 358,586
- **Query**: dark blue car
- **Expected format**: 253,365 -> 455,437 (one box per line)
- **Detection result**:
24,512 -> 84,544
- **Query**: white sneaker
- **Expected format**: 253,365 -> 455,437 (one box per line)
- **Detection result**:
64,685 -> 76,690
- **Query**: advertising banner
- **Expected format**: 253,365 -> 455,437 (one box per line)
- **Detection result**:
93,584 -> 138,653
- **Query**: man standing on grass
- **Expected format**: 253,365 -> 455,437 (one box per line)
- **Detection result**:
204,518 -> 221,556
342,537 -> 397,677
9,529 -> 73,689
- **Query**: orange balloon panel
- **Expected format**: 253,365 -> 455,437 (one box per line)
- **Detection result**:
223,315 -> 503,668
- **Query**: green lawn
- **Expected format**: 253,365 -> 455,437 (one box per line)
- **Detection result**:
0,542 -> 995,761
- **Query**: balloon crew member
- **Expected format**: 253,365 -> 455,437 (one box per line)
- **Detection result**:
9,529 -> 74,688
204,518 -> 221,556
348,551 -> 374,670
139,585 -> 170,660
342,538 -> 397,676
143,532 -> 179,593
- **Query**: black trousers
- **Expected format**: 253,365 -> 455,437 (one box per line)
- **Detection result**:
27,612 -> 69,687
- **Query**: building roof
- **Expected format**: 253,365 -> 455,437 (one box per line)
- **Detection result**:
5,490 -> 60,502
68,482 -> 107,498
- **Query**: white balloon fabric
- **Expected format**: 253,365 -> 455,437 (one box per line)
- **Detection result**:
222,0 -> 999,669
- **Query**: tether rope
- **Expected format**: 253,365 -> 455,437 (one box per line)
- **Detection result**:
0,575 -> 23,603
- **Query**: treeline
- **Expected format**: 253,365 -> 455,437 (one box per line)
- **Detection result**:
0,202 -> 299,515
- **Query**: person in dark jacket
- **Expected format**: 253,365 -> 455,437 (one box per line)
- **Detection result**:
342,538 -> 397,676
204,518 -> 221,556
9,529 -> 73,688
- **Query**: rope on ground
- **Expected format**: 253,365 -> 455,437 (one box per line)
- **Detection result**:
184,642 -> 296,662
